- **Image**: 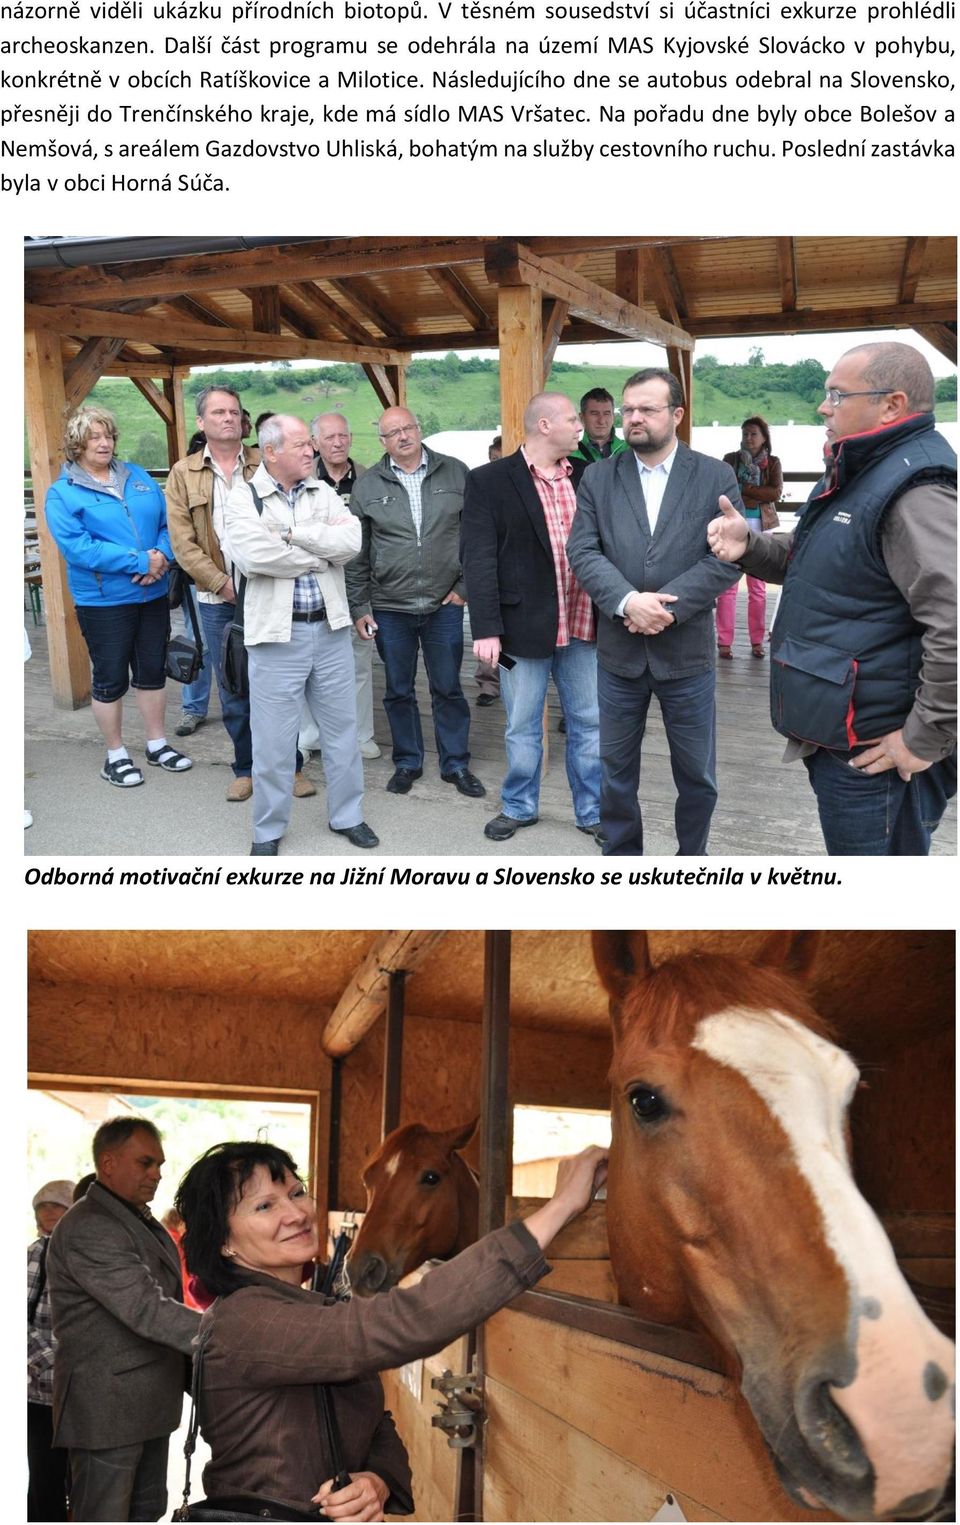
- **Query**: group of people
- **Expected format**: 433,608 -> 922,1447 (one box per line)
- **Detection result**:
43,339 -> 956,856
28,1116 -> 607,1521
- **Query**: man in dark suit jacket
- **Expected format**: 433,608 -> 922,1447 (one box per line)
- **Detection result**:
47,1118 -> 199,1521
462,393 -> 601,844
567,368 -> 742,855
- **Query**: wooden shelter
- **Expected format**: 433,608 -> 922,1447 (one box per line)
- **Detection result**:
28,927 -> 955,1522
24,234 -> 957,708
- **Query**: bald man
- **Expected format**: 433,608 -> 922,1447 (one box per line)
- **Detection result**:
708,340 -> 956,855
346,408 -> 485,799
462,393 -> 601,844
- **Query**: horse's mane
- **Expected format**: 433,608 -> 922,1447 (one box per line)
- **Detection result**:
616,952 -> 834,1048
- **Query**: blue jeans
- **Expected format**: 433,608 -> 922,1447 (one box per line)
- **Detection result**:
598,665 -> 718,856
374,603 -> 471,773
180,585 -> 211,717
804,746 -> 957,855
499,640 -> 600,824
197,601 -> 252,777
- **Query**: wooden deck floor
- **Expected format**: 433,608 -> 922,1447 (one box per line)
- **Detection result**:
24,585 -> 956,858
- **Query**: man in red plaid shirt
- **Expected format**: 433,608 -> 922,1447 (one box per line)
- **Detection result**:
462,393 -> 602,844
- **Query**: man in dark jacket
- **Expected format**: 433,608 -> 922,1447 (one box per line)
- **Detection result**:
47,1118 -> 199,1520
567,368 -> 742,856
347,409 -> 485,799
463,393 -> 601,843
708,340 -> 956,855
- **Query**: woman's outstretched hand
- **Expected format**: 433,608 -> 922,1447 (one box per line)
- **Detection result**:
523,1145 -> 609,1252
313,1470 -> 389,1521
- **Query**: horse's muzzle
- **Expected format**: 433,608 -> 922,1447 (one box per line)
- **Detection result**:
349,1251 -> 399,1298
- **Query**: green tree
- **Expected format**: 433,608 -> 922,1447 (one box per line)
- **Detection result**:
747,346 -> 765,368
935,374 -> 957,401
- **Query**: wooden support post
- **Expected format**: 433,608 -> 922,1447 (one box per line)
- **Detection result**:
541,299 -> 568,383
63,337 -> 128,410
327,1056 -> 343,1211
615,248 -> 644,309
475,928 -> 511,1523
667,345 -> 694,446
362,362 -> 408,413
497,285 -> 542,453
381,969 -> 406,1139
164,367 -> 189,463
24,327 -> 91,708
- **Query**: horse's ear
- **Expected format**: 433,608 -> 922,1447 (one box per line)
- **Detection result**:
592,932 -> 653,1002
438,1117 -> 479,1156
755,931 -> 821,983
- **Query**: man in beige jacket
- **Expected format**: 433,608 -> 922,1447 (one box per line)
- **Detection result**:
225,414 -> 379,855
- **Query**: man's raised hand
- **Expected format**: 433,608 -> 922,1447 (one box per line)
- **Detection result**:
707,495 -> 749,561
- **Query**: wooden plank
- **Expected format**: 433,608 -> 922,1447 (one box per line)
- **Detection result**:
329,277 -> 405,340
24,303 -> 411,367
169,293 -> 239,328
381,1330 -> 469,1524
539,1261 -> 619,1302
658,248 -> 689,320
497,284 -> 543,453
487,242 -> 693,350
321,932 -> 446,1057
484,1308 -> 837,1522
483,1376 -> 723,1522
427,265 -> 489,330
898,236 -> 928,304
247,285 -> 281,334
287,281 -> 373,345
24,325 -> 92,708
614,248 -> 644,309
914,322 -> 957,365
507,1198 -> 608,1259
777,237 -> 798,311
690,302 -> 954,337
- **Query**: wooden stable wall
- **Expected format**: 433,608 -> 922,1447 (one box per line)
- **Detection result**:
336,1011 -> 612,1209
28,980 -> 333,1212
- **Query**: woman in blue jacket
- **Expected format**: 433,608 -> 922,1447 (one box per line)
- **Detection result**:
44,407 -> 193,787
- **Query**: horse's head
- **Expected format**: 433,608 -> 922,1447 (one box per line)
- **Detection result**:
595,931 -> 955,1523
346,1118 -> 479,1297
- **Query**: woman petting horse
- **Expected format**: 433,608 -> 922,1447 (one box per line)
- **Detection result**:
593,929 -> 955,1523
175,1136 -> 606,1522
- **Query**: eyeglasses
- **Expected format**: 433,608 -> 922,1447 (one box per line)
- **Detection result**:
823,389 -> 891,406
621,404 -> 673,420
379,426 -> 420,442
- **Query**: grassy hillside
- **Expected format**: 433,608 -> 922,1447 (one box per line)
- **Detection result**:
26,363 -> 956,470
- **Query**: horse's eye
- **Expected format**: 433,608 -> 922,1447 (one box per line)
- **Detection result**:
420,1170 -> 441,1187
628,1086 -> 669,1123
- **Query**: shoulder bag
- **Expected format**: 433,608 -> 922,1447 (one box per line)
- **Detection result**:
165,577 -> 204,685
220,482 -> 264,701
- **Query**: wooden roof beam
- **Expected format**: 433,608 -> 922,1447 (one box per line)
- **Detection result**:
656,248 -> 688,321
898,237 -> 928,305
321,931 -> 446,1057
328,277 -> 404,341
614,249 -> 644,309
64,336 -> 129,409
485,241 -> 693,350
25,237 -> 491,307
542,299 -> 569,378
689,302 -> 955,338
167,294 -> 239,328
426,266 -> 489,331
913,323 -> 957,365
246,285 -> 281,335
286,281 -> 373,346
25,302 -> 413,366
777,237 -> 798,312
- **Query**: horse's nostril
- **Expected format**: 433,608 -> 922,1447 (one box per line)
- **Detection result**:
356,1253 -> 389,1292
798,1379 -> 871,1483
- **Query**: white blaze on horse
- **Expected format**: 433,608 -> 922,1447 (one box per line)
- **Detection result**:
594,930 -> 955,1523
346,1119 -> 479,1298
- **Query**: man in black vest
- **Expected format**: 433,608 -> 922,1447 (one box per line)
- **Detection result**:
708,340 -> 956,855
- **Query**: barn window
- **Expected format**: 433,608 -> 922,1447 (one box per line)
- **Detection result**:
512,1103 -> 611,1197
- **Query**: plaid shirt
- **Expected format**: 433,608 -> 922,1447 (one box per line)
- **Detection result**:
267,474 -> 324,615
390,450 -> 429,541
523,449 -> 596,646
27,1236 -> 55,1405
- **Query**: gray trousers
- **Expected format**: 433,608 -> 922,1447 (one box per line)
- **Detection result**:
68,1435 -> 169,1521
352,624 -> 375,745
249,620 -> 364,844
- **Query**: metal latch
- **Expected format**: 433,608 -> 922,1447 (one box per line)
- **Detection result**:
430,1367 -> 483,1449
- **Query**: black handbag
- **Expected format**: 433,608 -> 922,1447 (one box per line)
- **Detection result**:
219,483 -> 264,701
165,582 -> 204,685
172,1327 -> 349,1524
167,561 -> 194,612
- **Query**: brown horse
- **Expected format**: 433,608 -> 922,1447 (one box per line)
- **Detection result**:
347,1119 -> 479,1297
594,930 -> 955,1523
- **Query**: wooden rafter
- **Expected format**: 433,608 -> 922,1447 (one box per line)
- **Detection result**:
898,237 -> 928,305
25,302 -> 412,366
63,337 -> 129,409
168,293 -> 239,328
286,281 -> 372,346
321,932 -> 446,1057
486,242 -> 693,350
541,299 -> 569,379
777,237 -> 798,312
914,323 -> 957,365
657,248 -> 688,321
363,363 -> 406,413
426,266 -> 488,331
328,277 -> 403,340
614,249 -> 644,310
130,375 -> 174,424
247,286 -> 281,335
689,302 -> 955,338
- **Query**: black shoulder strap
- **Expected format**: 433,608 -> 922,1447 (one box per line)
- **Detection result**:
28,1237 -> 48,1325
233,480 -> 265,630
